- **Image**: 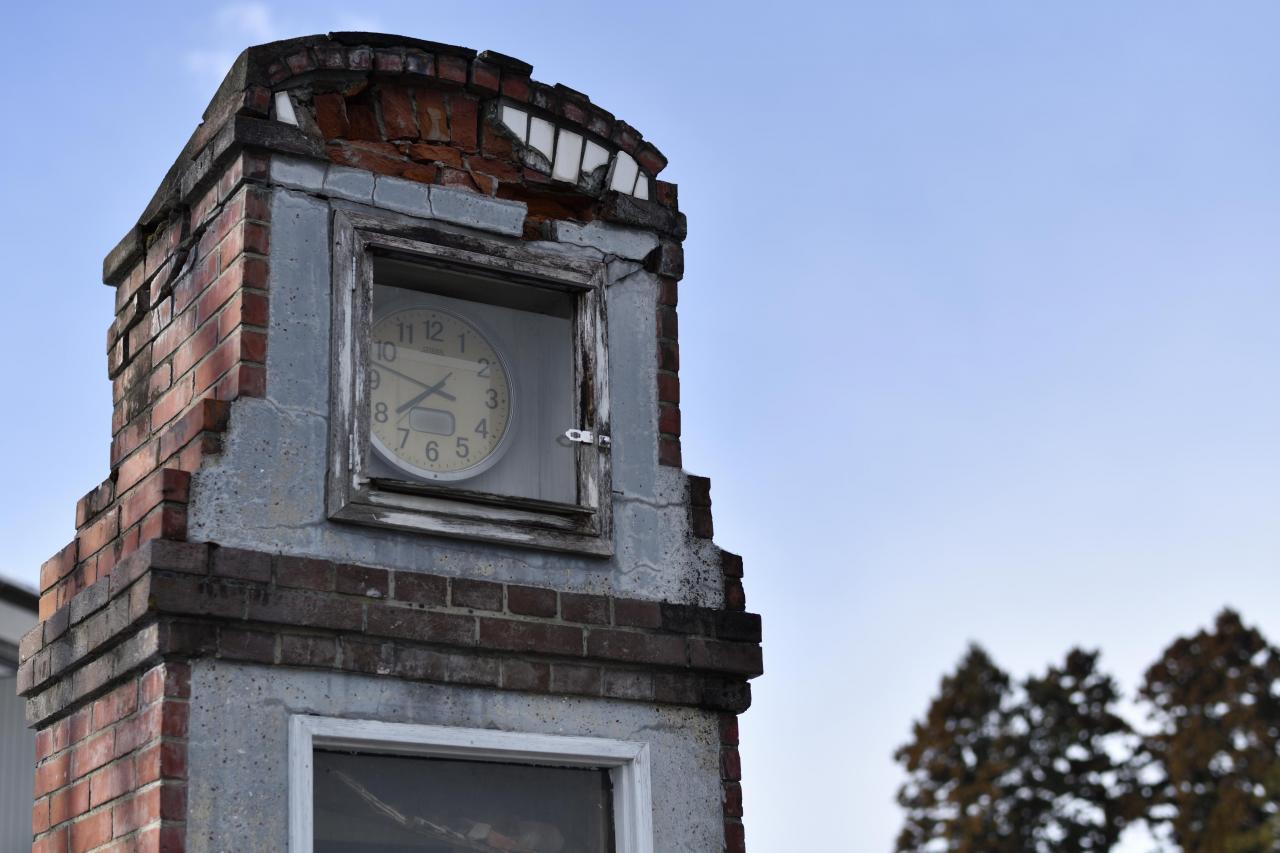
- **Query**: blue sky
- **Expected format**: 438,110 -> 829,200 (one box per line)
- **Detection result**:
4,3 -> 1280,849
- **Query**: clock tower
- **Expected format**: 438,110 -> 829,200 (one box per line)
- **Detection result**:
18,34 -> 761,853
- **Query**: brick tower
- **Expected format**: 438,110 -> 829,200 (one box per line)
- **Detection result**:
17,33 -> 761,853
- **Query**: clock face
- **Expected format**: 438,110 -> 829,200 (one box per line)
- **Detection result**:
368,306 -> 514,480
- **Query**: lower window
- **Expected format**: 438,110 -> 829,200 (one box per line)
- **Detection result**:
290,717 -> 653,853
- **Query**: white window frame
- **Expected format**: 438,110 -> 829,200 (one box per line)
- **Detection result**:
289,715 -> 653,853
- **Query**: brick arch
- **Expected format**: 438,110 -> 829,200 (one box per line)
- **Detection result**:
250,33 -> 676,233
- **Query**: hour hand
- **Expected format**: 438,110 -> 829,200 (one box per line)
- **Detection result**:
396,372 -> 455,414
374,362 -> 458,403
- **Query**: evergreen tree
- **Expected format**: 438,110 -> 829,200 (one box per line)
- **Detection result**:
1139,609 -> 1280,853
1003,649 -> 1134,851
894,645 -> 1020,852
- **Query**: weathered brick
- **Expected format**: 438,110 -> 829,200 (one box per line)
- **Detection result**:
159,397 -> 231,461
612,599 -> 661,629
335,563 -> 389,598
716,611 -> 762,644
468,59 -> 500,94
657,372 -> 680,404
658,339 -> 680,373
479,619 -> 582,657
691,505 -> 714,539
219,627 -> 276,662
721,746 -> 742,781
412,90 -> 449,141
450,96 -> 478,151
602,669 -> 654,701
446,654 -> 500,687
451,578 -> 502,611
70,731 -> 114,780
92,682 -> 138,730
724,580 -> 746,612
366,605 -> 476,646
32,827 -> 67,853
653,672 -> 702,705
659,403 -> 681,436
139,502 -> 187,543
313,44 -> 347,70
150,573 -> 246,621
285,49 -> 315,75
111,786 -> 159,838
120,469 -> 190,530
719,712 -> 740,746
160,701 -> 188,739
437,53 -> 468,85
69,808 -> 112,850
374,47 -> 405,73
500,659 -> 549,692
341,637 -> 392,674
391,571 -> 447,607
407,142 -> 464,166
405,49 -> 435,77
32,796 -> 49,834
506,585 -> 557,618
561,593 -> 609,625
551,663 -> 601,695
216,290 -> 269,340
501,74 -> 530,103
49,777 -> 87,826
40,541 -> 78,592
723,780 -> 743,817
280,634 -> 337,668
725,820 -> 746,853
211,545 -> 272,583
392,646 -> 448,681
635,142 -> 668,176
68,709 -> 92,745
89,757 -> 136,808
245,587 -> 362,631
345,98 -> 382,142
586,629 -> 686,667
79,508 -> 121,558
659,436 -> 682,467
149,370 -> 195,428
75,481 -> 116,531
34,751 -> 70,796
313,92 -> 349,138
688,638 -> 763,676
380,86 -> 419,138
276,555 -> 334,591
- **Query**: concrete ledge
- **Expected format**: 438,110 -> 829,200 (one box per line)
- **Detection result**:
18,540 -> 762,725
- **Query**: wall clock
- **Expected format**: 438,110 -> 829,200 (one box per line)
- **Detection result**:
368,306 -> 514,481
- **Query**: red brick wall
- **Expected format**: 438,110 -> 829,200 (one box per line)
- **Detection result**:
38,153 -> 271,621
30,663 -> 189,853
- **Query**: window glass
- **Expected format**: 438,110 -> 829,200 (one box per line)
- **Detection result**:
368,256 -> 576,504
313,750 -> 616,852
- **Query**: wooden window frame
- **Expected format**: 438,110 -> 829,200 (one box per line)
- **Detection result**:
288,715 -> 654,853
328,209 -> 613,555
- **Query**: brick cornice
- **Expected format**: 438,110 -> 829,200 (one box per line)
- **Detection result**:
18,540 -> 762,726
104,33 -> 681,286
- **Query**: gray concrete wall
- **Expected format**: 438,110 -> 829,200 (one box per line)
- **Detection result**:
184,659 -> 724,852
187,164 -> 723,607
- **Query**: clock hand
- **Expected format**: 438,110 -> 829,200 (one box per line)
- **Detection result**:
373,361 -> 457,402
396,372 -> 454,414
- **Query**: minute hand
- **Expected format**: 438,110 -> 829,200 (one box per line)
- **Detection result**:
396,372 -> 454,414
374,362 -> 458,402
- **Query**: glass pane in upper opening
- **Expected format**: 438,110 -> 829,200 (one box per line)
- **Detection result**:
313,750 -> 616,853
369,256 -> 576,504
